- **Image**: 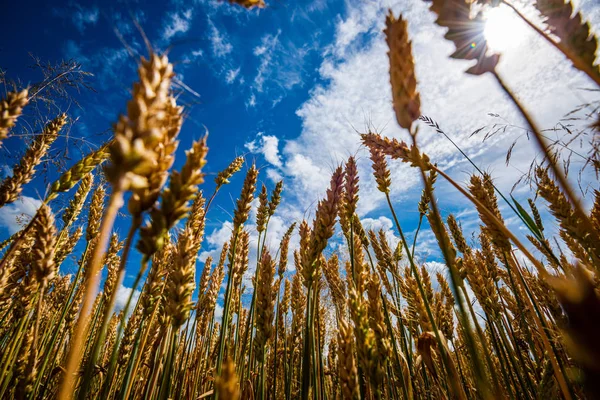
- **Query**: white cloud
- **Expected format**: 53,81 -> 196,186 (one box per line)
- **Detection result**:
246,93 -> 256,108
0,196 -> 43,235
199,221 -> 234,262
226,67 -> 241,84
268,0 -> 600,227
114,284 -> 142,316
208,18 -> 233,58
266,168 -> 283,182
245,133 -> 283,168
72,6 -> 99,33
163,9 -> 194,40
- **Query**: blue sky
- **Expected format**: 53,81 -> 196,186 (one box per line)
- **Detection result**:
1,0 -> 599,309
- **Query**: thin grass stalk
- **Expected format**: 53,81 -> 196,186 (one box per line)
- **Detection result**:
240,230 -> 264,378
300,282 -> 313,400
507,252 -> 574,399
98,261 -> 150,399
492,71 -> 599,248
79,220 -> 139,396
410,134 -> 497,398
313,281 -> 324,400
0,311 -> 30,397
215,235 -> 247,399
486,321 -> 518,400
159,327 -> 178,400
495,283 -> 538,394
411,215 -> 423,258
430,163 -> 573,398
58,187 -> 124,400
491,319 -> 532,399
385,192 -> 472,399
31,243 -> 91,398
242,214 -> 274,379
122,299 -> 162,399
419,115 -> 561,266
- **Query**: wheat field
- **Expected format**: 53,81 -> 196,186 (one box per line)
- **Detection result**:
0,0 -> 599,399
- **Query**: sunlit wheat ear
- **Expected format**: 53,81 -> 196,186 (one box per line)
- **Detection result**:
0,88 -> 28,145
198,254 -> 224,328
105,53 -> 173,193
535,167 -> 598,265
385,10 -> 421,130
86,183 -> 106,244
128,95 -> 181,218
366,274 -> 390,384
102,234 -> 122,303
302,167 -> 344,285
0,113 -> 66,207
277,223 -> 295,278
54,226 -> 83,266
268,180 -> 283,216
447,214 -> 469,254
215,156 -> 244,188
362,132 -> 432,170
468,174 -> 511,256
31,203 -> 57,286
425,0 -> 499,75
256,184 -> 269,233
166,231 -> 200,328
215,359 -> 241,400
47,142 -> 110,200
323,254 -> 346,315
102,312 -> 121,365
436,272 -> 455,340
118,306 -> 142,366
61,173 -> 93,227
343,156 -> 359,220
535,0 -> 599,79
232,165 -> 258,232
368,146 -> 391,194
527,198 -> 545,233
142,243 -> 171,316
348,284 -> 379,389
254,250 -> 276,363
138,136 -> 208,259
337,317 -> 360,400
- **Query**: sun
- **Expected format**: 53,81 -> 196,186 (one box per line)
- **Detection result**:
484,6 -> 526,52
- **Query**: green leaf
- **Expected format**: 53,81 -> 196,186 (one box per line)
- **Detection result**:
511,196 -> 543,239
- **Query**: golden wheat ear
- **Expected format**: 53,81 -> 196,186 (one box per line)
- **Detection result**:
0,89 -> 29,146
0,113 -> 66,208
385,10 -> 421,130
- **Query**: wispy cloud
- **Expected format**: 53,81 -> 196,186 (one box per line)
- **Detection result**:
246,93 -> 256,108
207,18 -> 233,58
163,8 -> 194,41
265,0 -> 600,222
252,30 -> 307,97
71,6 -> 99,33
226,67 -> 241,84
